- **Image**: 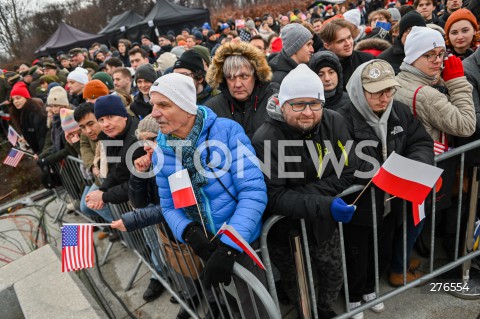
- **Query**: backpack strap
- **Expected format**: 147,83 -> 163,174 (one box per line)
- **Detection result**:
412,86 -> 424,118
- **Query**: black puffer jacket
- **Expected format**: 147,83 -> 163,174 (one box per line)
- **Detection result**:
339,50 -> 375,89
309,50 -> 351,111
205,82 -> 277,138
130,93 -> 152,119
252,101 -> 357,246
98,116 -> 145,204
338,102 -> 434,225
205,41 -> 276,138
268,50 -> 298,85
377,38 -> 405,75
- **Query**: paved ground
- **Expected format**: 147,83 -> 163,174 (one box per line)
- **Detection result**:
1,191 -> 480,319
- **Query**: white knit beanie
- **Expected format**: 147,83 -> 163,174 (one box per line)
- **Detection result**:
404,26 -> 445,65
343,9 -> 361,27
278,64 -> 325,108
67,67 -> 89,85
47,86 -> 69,106
149,73 -> 197,115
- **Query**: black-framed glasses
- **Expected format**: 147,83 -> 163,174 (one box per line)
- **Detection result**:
287,100 -> 324,112
422,52 -> 445,62
366,87 -> 397,100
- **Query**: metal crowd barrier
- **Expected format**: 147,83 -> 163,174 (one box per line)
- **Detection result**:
260,139 -> 480,319
52,155 -> 281,319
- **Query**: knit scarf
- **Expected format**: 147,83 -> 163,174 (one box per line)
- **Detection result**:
166,110 -> 209,224
400,62 -> 437,84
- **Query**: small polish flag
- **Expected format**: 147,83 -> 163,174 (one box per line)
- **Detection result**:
372,152 -> 443,205
216,223 -> 266,270
413,201 -> 426,226
168,169 -> 197,209
373,152 -> 443,226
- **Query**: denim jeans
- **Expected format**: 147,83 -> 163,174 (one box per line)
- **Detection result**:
391,211 -> 426,273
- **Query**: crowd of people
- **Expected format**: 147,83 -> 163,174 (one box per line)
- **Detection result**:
1,0 -> 480,318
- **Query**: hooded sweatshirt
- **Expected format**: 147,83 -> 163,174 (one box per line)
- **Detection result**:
346,60 -> 393,161
309,51 -> 351,111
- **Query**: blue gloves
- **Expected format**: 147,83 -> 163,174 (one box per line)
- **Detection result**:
330,198 -> 356,223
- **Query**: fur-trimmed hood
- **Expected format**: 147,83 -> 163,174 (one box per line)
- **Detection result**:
206,42 -> 272,89
354,38 -> 392,52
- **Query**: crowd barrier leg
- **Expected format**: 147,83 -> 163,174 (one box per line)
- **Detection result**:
125,259 -> 143,292
451,166 -> 480,300
260,215 -> 284,310
99,242 -> 114,266
290,230 -> 311,319
371,188 -> 380,298
454,153 -> 466,261
300,219 -> 317,319
53,201 -> 67,223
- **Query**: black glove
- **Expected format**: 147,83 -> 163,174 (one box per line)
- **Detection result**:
182,222 -> 218,261
36,157 -> 49,169
204,242 -> 237,288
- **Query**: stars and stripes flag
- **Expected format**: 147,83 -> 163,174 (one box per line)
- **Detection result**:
7,126 -> 19,146
61,224 -> 94,272
3,149 -> 24,167
372,152 -> 443,226
216,223 -> 266,270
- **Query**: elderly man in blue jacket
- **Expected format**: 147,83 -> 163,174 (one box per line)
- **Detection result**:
150,73 -> 268,316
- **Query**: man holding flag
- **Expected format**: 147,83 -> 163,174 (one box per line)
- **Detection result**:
150,73 -> 268,317
339,60 -> 433,316
252,64 -> 358,318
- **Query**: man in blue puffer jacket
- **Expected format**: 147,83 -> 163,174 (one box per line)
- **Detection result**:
149,72 -> 268,315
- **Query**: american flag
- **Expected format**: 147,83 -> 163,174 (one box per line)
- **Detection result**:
61,224 -> 94,272
7,126 -> 18,146
3,149 -> 24,167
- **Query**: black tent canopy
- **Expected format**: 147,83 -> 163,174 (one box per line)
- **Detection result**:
99,10 -> 144,35
128,0 -> 210,41
36,22 -> 107,55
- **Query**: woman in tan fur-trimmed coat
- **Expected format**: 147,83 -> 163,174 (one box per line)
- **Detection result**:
205,41 -> 278,138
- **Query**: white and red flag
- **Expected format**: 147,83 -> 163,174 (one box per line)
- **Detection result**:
216,223 -> 266,270
372,152 -> 443,225
168,169 -> 197,209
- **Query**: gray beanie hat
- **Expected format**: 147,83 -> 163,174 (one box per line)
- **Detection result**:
135,114 -> 159,139
280,23 -> 313,57
135,64 -> 157,84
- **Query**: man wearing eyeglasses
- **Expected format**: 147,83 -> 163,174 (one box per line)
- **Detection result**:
252,64 -> 357,318
173,51 -> 220,105
339,59 -> 433,316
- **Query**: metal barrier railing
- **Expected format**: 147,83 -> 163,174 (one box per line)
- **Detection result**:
52,155 -> 281,319
260,140 -> 480,319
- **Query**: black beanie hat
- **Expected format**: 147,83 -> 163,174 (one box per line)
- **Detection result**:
94,95 -> 128,119
173,51 -> 205,76
399,11 -> 426,38
135,64 -> 157,84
